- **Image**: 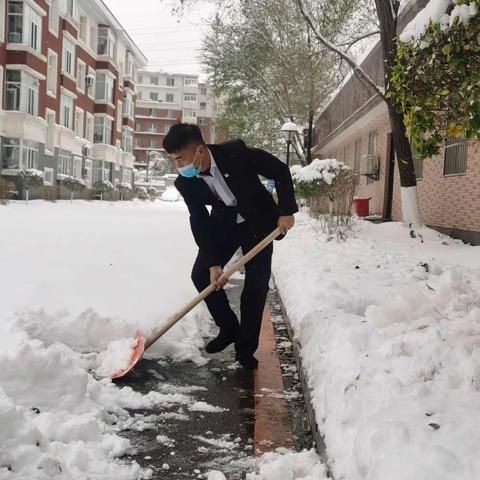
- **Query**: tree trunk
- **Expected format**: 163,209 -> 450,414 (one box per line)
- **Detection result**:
375,0 -> 423,228
306,112 -> 314,164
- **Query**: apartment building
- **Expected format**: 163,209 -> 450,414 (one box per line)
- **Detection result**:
0,0 -> 147,198
134,69 -> 219,166
313,0 -> 480,245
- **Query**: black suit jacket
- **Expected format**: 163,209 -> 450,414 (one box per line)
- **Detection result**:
174,139 -> 299,267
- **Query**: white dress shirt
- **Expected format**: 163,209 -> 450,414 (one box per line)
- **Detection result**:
198,148 -> 245,223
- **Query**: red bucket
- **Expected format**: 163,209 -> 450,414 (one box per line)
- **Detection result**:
353,198 -> 371,217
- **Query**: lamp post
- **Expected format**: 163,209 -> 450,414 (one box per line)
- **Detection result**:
280,121 -> 299,167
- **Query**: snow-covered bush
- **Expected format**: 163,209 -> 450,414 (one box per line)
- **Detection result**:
134,185 -> 149,200
147,186 -> 157,201
116,182 -> 132,201
293,159 -> 355,238
92,180 -> 114,200
62,176 -> 87,202
18,169 -> 44,202
392,0 -> 480,159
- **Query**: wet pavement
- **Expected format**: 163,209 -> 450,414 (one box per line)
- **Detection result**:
116,274 -> 313,479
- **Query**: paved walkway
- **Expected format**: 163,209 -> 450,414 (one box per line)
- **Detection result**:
117,276 -> 312,478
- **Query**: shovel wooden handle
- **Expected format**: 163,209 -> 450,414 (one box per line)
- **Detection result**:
144,227 -> 281,349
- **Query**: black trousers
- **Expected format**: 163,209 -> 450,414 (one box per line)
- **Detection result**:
191,221 -> 273,358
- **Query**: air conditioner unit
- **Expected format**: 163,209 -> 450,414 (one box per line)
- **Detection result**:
85,73 -> 95,88
360,154 -> 380,181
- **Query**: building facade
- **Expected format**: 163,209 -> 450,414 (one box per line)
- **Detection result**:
313,0 -> 480,244
0,0 -> 147,198
134,69 -> 219,167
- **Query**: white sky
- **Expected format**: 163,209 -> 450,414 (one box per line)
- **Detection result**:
102,0 -> 217,77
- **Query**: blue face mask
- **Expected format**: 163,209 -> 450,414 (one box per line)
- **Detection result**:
178,164 -> 200,178
177,146 -> 202,178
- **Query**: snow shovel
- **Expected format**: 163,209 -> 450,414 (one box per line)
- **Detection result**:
111,227 -> 281,379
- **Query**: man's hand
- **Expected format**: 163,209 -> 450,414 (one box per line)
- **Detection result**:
278,215 -> 295,235
210,266 -> 228,290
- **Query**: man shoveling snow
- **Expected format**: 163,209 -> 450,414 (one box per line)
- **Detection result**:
163,124 -> 298,369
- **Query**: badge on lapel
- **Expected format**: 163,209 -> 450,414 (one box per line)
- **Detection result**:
223,172 -> 230,178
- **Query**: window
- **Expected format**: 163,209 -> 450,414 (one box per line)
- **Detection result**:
198,118 -> 207,125
148,108 -> 156,117
164,124 -> 171,133
74,108 -> 84,137
185,77 -> 197,85
89,26 -> 96,52
5,69 -> 39,115
367,131 -> 377,185
57,149 -> 73,175
123,91 -> 134,118
150,92 -> 158,101
0,67 -> 3,110
45,110 -> 55,153
123,168 -> 132,184
79,15 -> 87,42
148,122 -> 156,133
167,110 -> 175,119
116,100 -> 122,132
166,77 -> 174,86
2,139 -> 40,170
121,127 -> 133,153
137,75 -> 143,84
444,134 -> 467,176
103,162 -> 112,182
95,72 -> 114,103
92,160 -> 103,183
85,113 -> 94,142
60,94 -> 74,129
48,0 -> 59,36
183,109 -> 196,118
66,0 -> 75,19
87,67 -> 95,99
73,157 -> 82,178
166,93 -> 174,103
149,139 -> 156,148
150,76 -> 158,85
125,51 -> 133,77
44,167 -> 54,185
62,37 -> 76,77
0,0 -> 6,43
7,1 -> 42,52
47,50 -> 57,97
200,102 -> 206,110
354,139 -> 361,185
97,27 -> 115,60
94,116 -> 112,144
76,59 -> 86,93
137,91 -> 142,100
200,87 -> 207,95
184,94 -> 197,102
135,138 -> 141,148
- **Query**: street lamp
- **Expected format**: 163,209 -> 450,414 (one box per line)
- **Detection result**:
280,121 -> 299,167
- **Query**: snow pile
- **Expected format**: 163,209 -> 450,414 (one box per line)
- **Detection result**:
292,158 -> 348,185
273,214 -> 480,480
400,0 -> 478,43
0,201 -> 216,478
95,337 -> 137,377
161,185 -> 182,202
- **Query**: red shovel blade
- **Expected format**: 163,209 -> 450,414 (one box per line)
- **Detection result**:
111,330 -> 146,379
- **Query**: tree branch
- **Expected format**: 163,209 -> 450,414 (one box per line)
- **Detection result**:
294,0 -> 386,100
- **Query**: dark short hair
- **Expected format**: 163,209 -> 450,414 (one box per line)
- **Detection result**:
163,123 -> 205,153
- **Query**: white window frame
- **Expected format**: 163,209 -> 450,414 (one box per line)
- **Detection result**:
60,93 -> 74,130
48,0 -> 59,36
166,77 -> 174,86
73,156 -> 82,178
184,94 -> 197,102
116,100 -> 122,132
125,51 -> 133,77
43,167 -> 54,185
76,58 -> 86,93
74,107 -> 84,138
150,91 -> 158,101
87,66 -> 95,99
57,149 -> 73,176
166,93 -> 174,103
183,109 -> 196,118
97,27 -> 116,60
95,71 -> 114,104
122,91 -> 134,119
121,126 -> 133,154
47,49 -> 57,97
85,112 -> 94,142
94,115 -> 113,145
62,36 -> 76,78
78,15 -> 87,43
66,0 -> 76,21
7,1 -> 43,52
45,109 -> 56,155
185,77 -> 197,86
0,0 -> 5,43
5,69 -> 39,116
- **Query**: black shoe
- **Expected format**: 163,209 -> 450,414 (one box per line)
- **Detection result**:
205,329 -> 238,354
235,354 -> 259,370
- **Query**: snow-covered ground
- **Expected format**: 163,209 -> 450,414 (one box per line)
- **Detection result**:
0,200 -> 216,479
273,212 -> 480,480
